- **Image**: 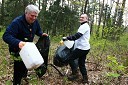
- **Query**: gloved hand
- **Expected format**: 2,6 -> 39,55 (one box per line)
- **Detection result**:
62,37 -> 68,41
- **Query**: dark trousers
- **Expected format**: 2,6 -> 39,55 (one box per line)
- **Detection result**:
69,48 -> 90,76
69,59 -> 78,73
13,60 -> 28,85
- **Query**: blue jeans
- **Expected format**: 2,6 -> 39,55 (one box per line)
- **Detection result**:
68,48 -> 90,76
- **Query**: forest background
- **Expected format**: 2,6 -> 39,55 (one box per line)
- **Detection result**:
0,0 -> 128,85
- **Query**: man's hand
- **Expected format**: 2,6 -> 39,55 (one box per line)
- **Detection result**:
19,41 -> 26,49
42,33 -> 48,36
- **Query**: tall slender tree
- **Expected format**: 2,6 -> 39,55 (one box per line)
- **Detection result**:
117,0 -> 126,27
0,0 -> 5,26
96,0 -> 105,37
83,0 -> 89,13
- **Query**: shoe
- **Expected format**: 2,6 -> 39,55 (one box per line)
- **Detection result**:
82,75 -> 89,84
68,74 -> 78,81
82,79 -> 89,84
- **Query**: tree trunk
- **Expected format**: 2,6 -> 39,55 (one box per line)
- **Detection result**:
0,0 -> 5,26
117,0 -> 126,27
112,0 -> 119,26
96,0 -> 105,37
84,0 -> 89,13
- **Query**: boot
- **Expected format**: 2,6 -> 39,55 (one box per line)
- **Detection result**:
68,70 -> 79,81
82,75 -> 89,84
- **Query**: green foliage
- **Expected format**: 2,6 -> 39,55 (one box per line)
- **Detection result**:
106,72 -> 120,77
0,26 -> 5,34
28,75 -> 44,84
119,33 -> 128,47
102,26 -> 124,40
0,58 -> 8,76
39,1 -> 79,36
89,33 -> 127,84
101,55 -> 126,84
118,33 -> 128,72
0,31 -> 4,37
0,26 -> 5,32
106,56 -> 125,72
4,0 -> 25,25
62,76 -> 69,85
0,31 -> 10,77
5,80 -> 12,85
50,35 -> 63,43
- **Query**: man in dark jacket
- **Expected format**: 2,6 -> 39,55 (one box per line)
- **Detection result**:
2,4 -> 48,85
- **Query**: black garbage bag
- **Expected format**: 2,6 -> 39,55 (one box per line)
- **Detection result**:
53,45 -> 72,67
35,36 -> 50,78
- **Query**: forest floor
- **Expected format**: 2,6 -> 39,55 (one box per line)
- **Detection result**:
0,38 -> 128,85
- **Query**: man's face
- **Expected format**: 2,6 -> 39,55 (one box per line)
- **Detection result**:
25,12 -> 38,24
79,14 -> 87,23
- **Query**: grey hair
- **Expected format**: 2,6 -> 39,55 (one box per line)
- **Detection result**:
25,4 -> 40,14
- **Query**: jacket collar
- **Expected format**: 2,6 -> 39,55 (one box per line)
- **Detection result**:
81,21 -> 87,25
